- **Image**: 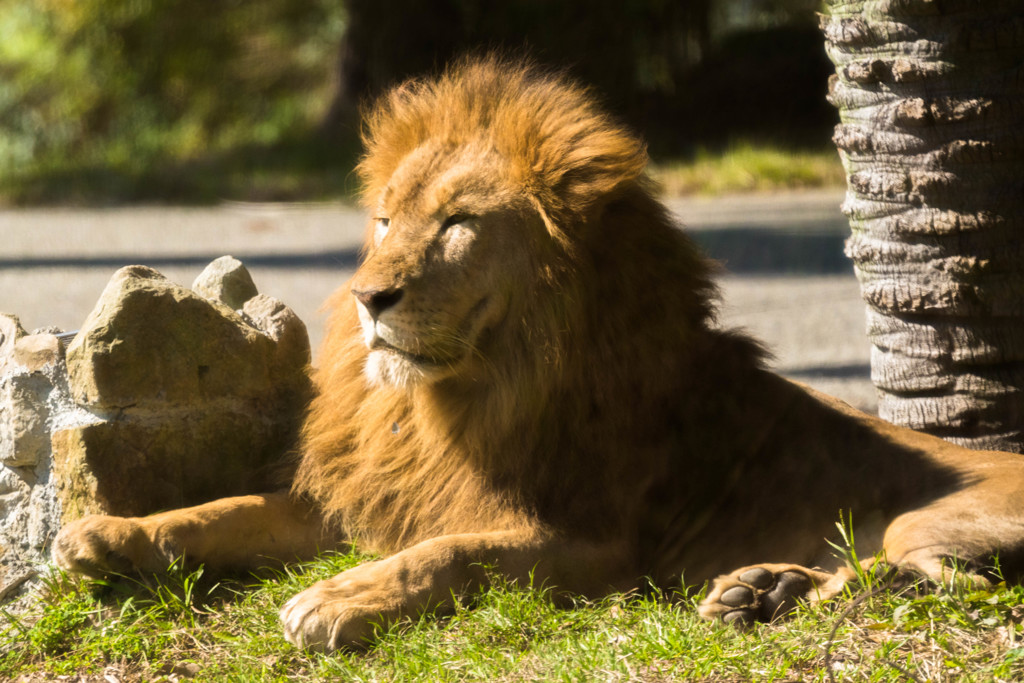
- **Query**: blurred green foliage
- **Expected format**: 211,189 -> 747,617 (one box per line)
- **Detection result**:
0,0 -> 834,204
0,0 -> 344,195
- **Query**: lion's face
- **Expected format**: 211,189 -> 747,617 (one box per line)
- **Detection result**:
351,143 -> 541,388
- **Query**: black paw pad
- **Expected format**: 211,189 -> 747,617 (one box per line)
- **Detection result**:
762,570 -> 811,620
723,608 -> 755,626
738,567 -> 774,589
719,585 -> 754,607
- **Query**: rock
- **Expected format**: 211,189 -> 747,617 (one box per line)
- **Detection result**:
0,324 -> 67,473
67,265 -> 278,409
0,317 -> 50,469
0,314 -> 27,376
0,372 -> 51,468
243,294 -> 312,381
13,334 -> 61,373
56,262 -> 311,517
0,258 -> 312,595
191,255 -> 259,309
0,343 -> 77,606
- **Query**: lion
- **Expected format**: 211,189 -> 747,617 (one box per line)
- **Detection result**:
53,56 -> 1024,651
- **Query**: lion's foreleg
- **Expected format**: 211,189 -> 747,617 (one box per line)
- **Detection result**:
280,529 -> 630,651
54,491 -> 340,576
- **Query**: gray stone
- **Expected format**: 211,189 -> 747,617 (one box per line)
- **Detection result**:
243,293 -> 312,380
0,257 -> 312,601
0,349 -> 77,607
66,265 -> 273,409
191,255 -> 259,309
0,314 -> 27,376
14,333 -> 61,373
0,372 -> 51,468
58,261 -> 311,516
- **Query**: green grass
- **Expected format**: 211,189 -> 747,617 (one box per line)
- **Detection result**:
651,142 -> 845,196
4,550 -> 1024,682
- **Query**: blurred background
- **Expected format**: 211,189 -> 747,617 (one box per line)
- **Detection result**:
0,0 -> 841,205
0,0 -> 873,411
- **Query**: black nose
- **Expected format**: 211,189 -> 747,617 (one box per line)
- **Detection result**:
352,287 -> 404,318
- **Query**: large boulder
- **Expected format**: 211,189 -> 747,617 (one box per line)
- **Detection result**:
0,257 -> 312,599
59,259 -> 312,517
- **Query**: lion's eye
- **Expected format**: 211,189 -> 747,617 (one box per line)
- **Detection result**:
440,214 -> 477,261
441,214 -> 472,231
373,218 -> 390,245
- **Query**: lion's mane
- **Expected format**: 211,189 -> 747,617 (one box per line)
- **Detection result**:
293,57 -> 735,555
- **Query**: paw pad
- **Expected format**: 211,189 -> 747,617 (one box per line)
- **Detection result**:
738,567 -> 774,588
719,585 -> 754,607
703,566 -> 815,625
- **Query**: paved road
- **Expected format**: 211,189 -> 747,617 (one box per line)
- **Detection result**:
0,189 -> 876,412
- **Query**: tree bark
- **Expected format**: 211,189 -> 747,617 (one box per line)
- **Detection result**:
821,0 -> 1024,452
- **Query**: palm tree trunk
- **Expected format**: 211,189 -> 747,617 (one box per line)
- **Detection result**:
821,0 -> 1024,452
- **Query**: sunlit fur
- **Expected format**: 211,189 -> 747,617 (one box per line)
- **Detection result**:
292,55 -> 722,554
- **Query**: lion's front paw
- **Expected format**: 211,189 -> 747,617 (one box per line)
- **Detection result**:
53,515 -> 157,577
698,564 -> 846,626
280,563 -> 401,652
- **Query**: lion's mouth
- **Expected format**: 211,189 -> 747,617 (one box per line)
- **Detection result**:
370,338 -> 449,367
369,297 -> 493,366
362,297 -> 498,387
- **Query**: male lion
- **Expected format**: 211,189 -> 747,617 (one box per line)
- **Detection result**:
54,57 -> 1024,651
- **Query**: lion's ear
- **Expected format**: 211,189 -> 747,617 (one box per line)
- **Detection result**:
532,120 -> 649,219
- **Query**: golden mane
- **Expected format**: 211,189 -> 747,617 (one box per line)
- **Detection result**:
356,55 -> 648,226
293,56 -> 723,554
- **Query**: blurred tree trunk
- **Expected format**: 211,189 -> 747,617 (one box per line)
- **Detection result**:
320,0 -> 465,130
822,1 -> 1024,452
319,0 -> 709,133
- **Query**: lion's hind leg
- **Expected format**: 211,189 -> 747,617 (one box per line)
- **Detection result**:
878,466 -> 1024,592
698,563 -> 856,625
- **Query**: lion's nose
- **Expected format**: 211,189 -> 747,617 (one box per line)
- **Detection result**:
352,287 -> 404,319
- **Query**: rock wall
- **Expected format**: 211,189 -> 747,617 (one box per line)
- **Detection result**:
0,256 -> 311,600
